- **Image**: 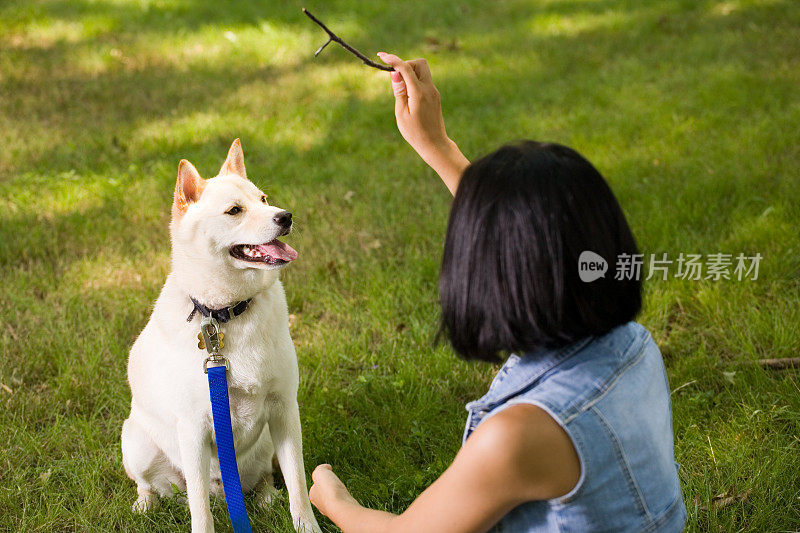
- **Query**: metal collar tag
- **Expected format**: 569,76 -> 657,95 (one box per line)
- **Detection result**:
198,315 -> 228,373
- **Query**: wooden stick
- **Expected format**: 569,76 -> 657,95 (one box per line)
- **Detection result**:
302,8 -> 394,71
756,357 -> 800,370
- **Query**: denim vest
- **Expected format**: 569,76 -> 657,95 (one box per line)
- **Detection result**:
464,322 -> 686,532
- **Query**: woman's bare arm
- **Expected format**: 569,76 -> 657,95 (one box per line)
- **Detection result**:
377,52 -> 470,196
309,404 -> 581,533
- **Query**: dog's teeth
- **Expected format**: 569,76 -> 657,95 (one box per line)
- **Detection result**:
237,245 -> 267,259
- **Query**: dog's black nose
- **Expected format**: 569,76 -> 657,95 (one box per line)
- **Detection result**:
273,211 -> 292,228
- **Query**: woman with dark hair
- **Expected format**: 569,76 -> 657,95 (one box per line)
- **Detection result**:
308,53 -> 686,532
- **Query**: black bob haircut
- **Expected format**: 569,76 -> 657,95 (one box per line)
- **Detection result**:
439,141 -> 642,362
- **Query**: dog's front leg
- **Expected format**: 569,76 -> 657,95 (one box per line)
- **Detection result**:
270,400 -> 321,533
177,421 -> 214,533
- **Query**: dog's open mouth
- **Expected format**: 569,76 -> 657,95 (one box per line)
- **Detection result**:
229,239 -> 298,266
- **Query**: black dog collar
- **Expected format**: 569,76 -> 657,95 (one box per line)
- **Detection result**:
187,296 -> 252,324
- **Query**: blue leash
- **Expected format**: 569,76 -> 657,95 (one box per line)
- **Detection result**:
200,315 -> 253,533
208,366 -> 253,533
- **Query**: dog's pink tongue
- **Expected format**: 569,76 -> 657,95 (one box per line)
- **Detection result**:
256,240 -> 298,262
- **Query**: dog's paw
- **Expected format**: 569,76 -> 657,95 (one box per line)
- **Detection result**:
294,514 -> 322,533
257,485 -> 282,510
132,492 -> 157,513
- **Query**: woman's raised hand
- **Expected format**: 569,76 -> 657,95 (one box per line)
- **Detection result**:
377,53 -> 447,160
378,52 -> 469,195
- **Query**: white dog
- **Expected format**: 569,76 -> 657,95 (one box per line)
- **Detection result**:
121,139 -> 321,533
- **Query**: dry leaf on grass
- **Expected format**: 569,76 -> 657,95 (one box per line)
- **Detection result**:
699,490 -> 752,511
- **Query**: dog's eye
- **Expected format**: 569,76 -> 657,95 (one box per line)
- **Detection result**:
225,206 -> 242,216
260,195 -> 268,204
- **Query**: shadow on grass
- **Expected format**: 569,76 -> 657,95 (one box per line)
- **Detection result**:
1,0 -> 795,179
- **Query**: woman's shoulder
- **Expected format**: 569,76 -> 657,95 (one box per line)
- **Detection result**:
465,402 -> 581,501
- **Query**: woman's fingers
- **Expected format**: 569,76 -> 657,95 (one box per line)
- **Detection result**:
378,52 -> 422,98
310,464 -> 333,512
390,70 -> 408,98
310,463 -> 353,516
408,58 -> 433,83
312,463 -> 333,483
390,73 -> 409,117
379,52 -> 411,117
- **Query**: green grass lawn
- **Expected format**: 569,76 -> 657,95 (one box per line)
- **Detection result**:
1,0 -> 799,531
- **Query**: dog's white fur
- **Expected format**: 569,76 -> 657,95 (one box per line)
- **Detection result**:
121,140 -> 320,533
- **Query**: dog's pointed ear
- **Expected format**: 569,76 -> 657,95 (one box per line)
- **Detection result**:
173,159 -> 205,218
219,138 -> 246,179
